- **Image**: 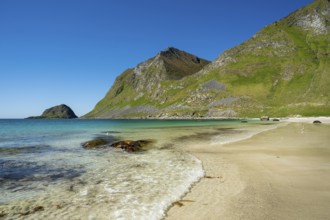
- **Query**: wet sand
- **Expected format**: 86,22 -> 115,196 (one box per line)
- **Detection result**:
166,121 -> 330,220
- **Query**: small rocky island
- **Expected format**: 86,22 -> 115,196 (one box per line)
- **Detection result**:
27,104 -> 78,119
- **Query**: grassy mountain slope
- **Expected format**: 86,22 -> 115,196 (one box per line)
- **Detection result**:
195,0 -> 330,117
84,48 -> 210,118
86,0 -> 330,118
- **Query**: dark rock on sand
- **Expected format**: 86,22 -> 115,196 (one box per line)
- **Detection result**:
313,120 -> 322,124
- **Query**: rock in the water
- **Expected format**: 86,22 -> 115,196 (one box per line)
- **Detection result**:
82,139 -> 153,152
27,104 -> 78,119
82,139 -> 109,149
111,140 -> 152,152
313,120 -> 322,124
273,118 -> 280,121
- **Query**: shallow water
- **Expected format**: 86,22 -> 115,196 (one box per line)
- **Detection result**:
0,119 -> 278,219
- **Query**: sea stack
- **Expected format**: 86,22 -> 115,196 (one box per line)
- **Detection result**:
28,104 -> 78,119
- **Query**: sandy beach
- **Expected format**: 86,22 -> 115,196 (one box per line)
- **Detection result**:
166,119 -> 330,220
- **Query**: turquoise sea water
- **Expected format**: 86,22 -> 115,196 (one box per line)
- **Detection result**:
0,119 -> 276,219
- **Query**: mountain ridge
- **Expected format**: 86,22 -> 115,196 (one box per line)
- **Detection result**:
85,0 -> 330,118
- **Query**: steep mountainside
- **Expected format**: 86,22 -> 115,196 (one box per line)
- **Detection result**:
86,0 -> 330,118
85,48 -> 210,118
195,0 -> 330,117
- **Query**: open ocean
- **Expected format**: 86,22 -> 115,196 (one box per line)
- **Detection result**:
0,119 -> 278,220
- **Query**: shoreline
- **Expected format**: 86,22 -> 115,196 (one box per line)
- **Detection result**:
165,117 -> 330,220
7,116 -> 330,122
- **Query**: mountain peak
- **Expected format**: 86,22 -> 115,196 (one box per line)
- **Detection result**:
158,47 -> 204,64
132,47 -> 209,80
157,47 -> 209,79
159,47 -> 181,57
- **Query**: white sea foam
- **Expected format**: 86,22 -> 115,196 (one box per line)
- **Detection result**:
1,146 -> 203,220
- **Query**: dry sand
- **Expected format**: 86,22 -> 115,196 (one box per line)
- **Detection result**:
165,120 -> 330,220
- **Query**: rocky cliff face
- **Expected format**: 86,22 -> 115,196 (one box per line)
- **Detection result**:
282,0 -> 330,34
28,104 -> 78,119
86,0 -> 330,118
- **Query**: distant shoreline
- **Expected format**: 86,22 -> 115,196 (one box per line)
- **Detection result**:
4,116 -> 330,123
17,116 -> 330,122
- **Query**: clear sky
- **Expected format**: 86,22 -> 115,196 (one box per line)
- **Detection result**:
0,0 -> 313,118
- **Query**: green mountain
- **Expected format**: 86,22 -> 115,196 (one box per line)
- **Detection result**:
84,47 -> 210,118
86,0 -> 330,118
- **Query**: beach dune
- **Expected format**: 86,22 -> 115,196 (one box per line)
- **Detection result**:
166,122 -> 330,220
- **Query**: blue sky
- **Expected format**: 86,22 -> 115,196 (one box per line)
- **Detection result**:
0,0 -> 312,118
